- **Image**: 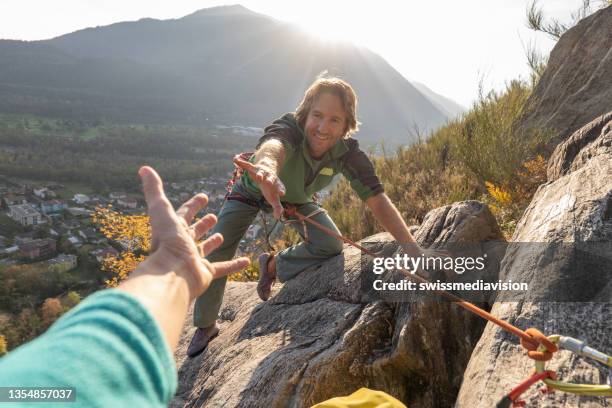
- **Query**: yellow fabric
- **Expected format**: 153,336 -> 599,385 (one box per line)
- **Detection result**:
311,388 -> 407,408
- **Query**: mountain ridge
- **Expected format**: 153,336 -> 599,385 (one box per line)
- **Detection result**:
0,5 -> 460,146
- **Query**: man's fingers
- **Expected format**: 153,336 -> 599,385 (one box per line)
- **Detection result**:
176,193 -> 208,223
198,233 -> 223,256
192,214 -> 217,240
276,180 -> 286,196
272,202 -> 284,220
210,257 -> 251,279
234,157 -> 258,175
138,166 -> 175,227
265,173 -> 276,186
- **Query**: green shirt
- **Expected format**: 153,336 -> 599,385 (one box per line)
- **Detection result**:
242,113 -> 384,204
0,290 -> 176,407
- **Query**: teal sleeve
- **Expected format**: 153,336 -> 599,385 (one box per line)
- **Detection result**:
0,289 -> 177,407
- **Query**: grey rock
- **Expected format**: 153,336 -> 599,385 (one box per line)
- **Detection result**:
172,201 -> 504,408
455,117 -> 612,407
547,111 -> 612,182
518,7 -> 612,148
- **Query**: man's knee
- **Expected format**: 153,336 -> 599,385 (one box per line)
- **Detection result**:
309,236 -> 343,257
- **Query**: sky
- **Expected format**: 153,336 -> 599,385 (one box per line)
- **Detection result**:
0,0 -> 591,108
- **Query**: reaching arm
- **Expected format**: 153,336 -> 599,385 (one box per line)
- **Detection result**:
365,193 -> 422,256
253,138 -> 286,175
0,166 -> 250,407
118,167 -> 249,351
234,139 -> 287,219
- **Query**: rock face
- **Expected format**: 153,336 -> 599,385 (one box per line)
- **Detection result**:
455,114 -> 612,407
172,201 -> 504,408
547,111 -> 612,182
518,6 -> 612,147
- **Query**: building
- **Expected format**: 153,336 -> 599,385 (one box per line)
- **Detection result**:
19,238 -> 57,260
8,204 -> 43,226
14,232 -> 36,245
3,194 -> 27,208
33,188 -> 48,198
48,253 -> 77,273
109,192 -> 127,200
67,235 -> 82,248
40,200 -> 67,215
91,247 -> 119,263
0,246 -> 19,256
73,194 -> 90,204
117,197 -> 138,209
78,228 -> 107,244
67,207 -> 92,217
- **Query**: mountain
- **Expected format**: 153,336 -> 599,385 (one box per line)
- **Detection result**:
0,4 -> 458,146
411,81 -> 467,119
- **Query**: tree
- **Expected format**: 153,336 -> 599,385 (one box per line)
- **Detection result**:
63,291 -> 81,309
92,206 -> 150,287
41,298 -> 63,324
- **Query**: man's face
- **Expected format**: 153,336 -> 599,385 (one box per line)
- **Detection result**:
304,92 -> 347,159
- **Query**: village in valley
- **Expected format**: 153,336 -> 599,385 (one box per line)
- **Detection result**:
0,173 -> 268,284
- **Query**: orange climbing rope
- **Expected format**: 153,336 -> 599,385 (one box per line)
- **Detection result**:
283,204 -> 548,352
282,204 -> 612,405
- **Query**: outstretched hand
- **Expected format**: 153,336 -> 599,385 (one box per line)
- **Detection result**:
138,166 -> 250,299
234,156 -> 286,219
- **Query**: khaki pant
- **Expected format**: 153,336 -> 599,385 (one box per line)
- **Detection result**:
193,185 -> 344,328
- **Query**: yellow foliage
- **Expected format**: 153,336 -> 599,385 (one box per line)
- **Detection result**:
516,154 -> 547,199
228,258 -> 260,282
92,206 -> 151,252
0,334 -> 6,356
93,206 -> 151,287
102,252 -> 146,287
521,154 -> 546,179
485,181 -> 512,205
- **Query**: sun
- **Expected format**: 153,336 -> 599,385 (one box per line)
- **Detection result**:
294,20 -> 357,44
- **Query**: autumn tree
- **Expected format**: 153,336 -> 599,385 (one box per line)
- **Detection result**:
92,206 -> 150,287
41,298 -> 63,325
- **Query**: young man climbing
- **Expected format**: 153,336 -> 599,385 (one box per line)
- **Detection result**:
188,76 -> 433,357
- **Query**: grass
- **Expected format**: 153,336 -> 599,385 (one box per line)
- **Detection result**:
54,182 -> 97,200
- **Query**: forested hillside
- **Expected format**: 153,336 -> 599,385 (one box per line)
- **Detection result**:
0,116 -> 254,190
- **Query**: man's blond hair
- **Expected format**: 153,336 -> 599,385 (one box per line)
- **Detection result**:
295,76 -> 360,138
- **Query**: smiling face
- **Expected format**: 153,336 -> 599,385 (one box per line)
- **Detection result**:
304,92 -> 348,159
